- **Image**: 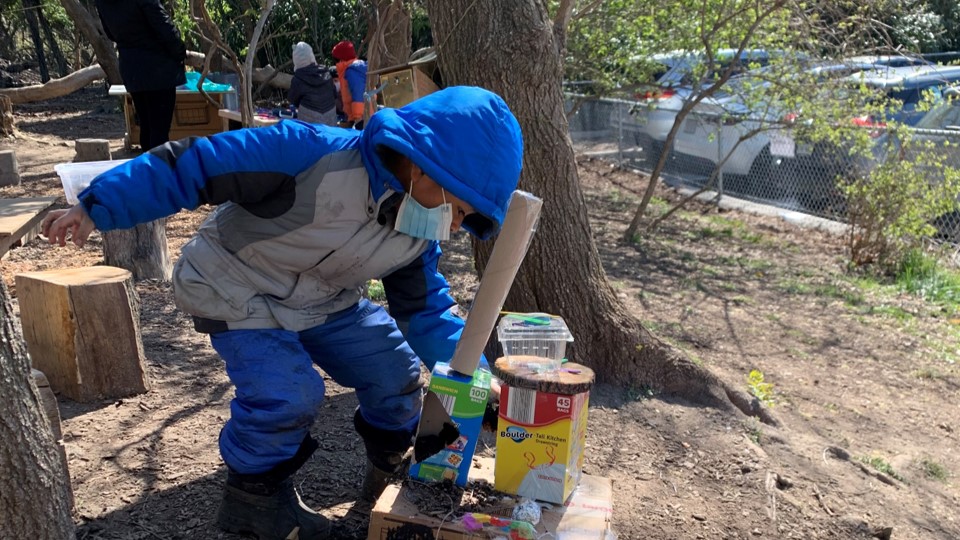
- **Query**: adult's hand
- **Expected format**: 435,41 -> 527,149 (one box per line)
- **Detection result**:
41,206 -> 96,248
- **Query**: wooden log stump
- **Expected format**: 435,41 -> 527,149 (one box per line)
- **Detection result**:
492,357 -> 595,394
0,149 -> 19,186
71,139 -> 171,281
0,94 -> 13,137
30,368 -> 74,508
74,138 -> 111,162
16,266 -> 150,402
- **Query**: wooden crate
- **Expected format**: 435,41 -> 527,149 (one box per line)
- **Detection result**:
379,66 -> 440,109
116,89 -> 226,149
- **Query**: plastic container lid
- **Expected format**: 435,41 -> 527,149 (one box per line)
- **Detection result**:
54,159 -> 131,204
497,313 -> 574,366
496,312 -> 574,342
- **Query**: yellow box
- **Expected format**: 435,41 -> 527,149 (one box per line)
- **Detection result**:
495,384 -> 590,504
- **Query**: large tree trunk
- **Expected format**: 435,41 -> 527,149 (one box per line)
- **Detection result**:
424,0 -> 764,420
23,0 -> 50,82
58,0 -> 121,85
0,279 -> 75,538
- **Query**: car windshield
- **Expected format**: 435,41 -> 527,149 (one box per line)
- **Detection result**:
658,50 -> 773,87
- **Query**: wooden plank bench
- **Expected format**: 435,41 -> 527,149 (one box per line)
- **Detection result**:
0,197 -> 58,258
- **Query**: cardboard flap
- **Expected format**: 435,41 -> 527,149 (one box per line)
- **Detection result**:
449,191 -> 543,374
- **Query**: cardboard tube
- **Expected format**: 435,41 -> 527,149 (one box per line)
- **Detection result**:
449,190 -> 543,374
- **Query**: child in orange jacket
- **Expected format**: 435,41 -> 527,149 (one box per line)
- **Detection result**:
332,40 -> 368,129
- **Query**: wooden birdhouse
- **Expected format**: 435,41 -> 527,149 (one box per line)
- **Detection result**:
374,48 -> 441,109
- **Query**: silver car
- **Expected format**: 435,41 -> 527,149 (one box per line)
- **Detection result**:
616,49 -> 779,168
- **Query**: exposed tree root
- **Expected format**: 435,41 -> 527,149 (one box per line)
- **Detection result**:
585,311 -> 784,430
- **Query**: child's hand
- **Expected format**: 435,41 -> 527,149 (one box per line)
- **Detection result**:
41,205 -> 96,247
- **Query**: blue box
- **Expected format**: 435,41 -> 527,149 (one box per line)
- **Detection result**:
409,362 -> 491,486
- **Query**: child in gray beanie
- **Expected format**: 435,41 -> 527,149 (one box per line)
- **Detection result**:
289,42 -> 338,126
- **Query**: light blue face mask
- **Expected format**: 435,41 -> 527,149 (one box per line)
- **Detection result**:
394,185 -> 453,241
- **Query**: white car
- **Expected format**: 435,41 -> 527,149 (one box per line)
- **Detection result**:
670,61 -> 882,184
671,63 -> 960,211
616,49 -> 780,167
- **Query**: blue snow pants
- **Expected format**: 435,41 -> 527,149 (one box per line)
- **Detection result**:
209,299 -> 423,475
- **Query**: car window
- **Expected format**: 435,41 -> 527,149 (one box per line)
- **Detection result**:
916,99 -> 960,130
658,53 -> 771,87
886,85 -> 943,107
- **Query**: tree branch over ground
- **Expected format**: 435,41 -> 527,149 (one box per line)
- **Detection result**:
623,0 -> 789,241
57,0 -> 120,84
0,58 -> 290,105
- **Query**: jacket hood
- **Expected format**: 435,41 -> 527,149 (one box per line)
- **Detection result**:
293,64 -> 332,87
359,86 -> 523,240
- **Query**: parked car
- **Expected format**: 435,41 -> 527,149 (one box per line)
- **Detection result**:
663,63 -> 960,211
615,49 -> 786,168
665,60 -> 882,207
844,54 -> 932,68
872,86 -> 960,241
845,64 -> 960,126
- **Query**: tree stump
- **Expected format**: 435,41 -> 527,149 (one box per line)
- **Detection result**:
15,266 -> 150,402
0,149 -> 19,186
492,357 -> 595,394
72,139 -> 171,281
74,138 -> 111,162
0,94 -> 13,137
30,368 -> 74,508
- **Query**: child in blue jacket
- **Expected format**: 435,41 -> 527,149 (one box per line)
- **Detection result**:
43,86 -> 523,540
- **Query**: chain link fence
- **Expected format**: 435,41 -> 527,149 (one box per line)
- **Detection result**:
567,94 -> 960,243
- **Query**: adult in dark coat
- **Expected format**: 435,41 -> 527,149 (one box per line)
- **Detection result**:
95,0 -> 187,150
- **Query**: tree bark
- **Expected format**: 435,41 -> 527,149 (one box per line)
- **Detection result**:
423,0 -> 764,419
0,95 -> 14,136
366,0 -> 413,74
58,0 -> 121,85
0,14 -> 15,61
23,0 -> 50,83
102,224 -> 172,281
0,279 -> 75,538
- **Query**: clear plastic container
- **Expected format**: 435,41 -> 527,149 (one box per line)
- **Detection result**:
496,313 -> 574,369
54,159 -> 131,204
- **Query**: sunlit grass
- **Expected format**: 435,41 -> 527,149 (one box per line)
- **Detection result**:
896,249 -> 960,315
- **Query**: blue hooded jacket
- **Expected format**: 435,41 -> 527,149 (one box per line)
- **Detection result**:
76,86 -> 524,369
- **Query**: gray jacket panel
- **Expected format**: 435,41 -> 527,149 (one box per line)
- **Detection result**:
172,149 -> 428,331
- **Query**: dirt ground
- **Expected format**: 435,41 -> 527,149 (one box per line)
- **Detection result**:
1,86 -> 958,540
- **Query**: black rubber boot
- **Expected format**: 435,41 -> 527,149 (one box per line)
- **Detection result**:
216,475 -> 331,539
354,409 -> 415,503
216,434 -> 329,539
360,458 -> 403,503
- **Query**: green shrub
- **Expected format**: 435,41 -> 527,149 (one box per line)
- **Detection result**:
843,128 -> 960,270
747,369 -> 776,407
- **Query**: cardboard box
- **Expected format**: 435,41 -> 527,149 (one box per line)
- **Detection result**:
409,363 -> 491,486
495,384 -> 590,504
369,457 -> 613,540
